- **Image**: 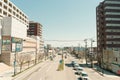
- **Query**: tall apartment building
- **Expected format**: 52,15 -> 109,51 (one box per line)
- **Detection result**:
27,21 -> 42,36
96,0 -> 120,64
27,21 -> 44,54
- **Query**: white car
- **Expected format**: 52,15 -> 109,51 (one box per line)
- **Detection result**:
80,71 -> 89,80
74,66 -> 82,70
76,67 -> 83,75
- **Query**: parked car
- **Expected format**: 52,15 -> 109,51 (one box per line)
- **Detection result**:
74,66 -> 82,70
76,67 -> 83,75
71,61 -> 76,66
80,71 -> 89,80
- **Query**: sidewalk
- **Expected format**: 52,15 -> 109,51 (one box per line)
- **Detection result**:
0,63 -> 13,80
92,65 -> 120,78
76,58 -> 120,78
0,58 -> 49,80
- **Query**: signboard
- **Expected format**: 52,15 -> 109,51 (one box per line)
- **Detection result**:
12,37 -> 22,43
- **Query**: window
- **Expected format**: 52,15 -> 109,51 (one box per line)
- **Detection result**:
105,1 -> 120,4
105,12 -> 120,15
13,11 -> 15,15
8,8 -> 12,13
106,18 -> 120,21
3,5 -> 7,10
12,43 -> 22,52
8,14 -> 11,17
0,9 -> 2,13
0,2 -> 2,7
9,3 -> 12,7
3,11 -> 7,16
13,6 -> 16,11
4,0 -> 8,4
16,9 -> 19,13
106,23 -> 120,26
105,6 -> 120,10
2,40 -> 11,51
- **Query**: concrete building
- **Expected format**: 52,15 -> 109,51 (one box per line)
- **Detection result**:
96,0 -> 120,63
96,0 -> 120,74
0,0 -> 29,65
27,21 -> 44,59
0,0 -> 29,53
1,17 -> 28,65
0,0 -> 29,24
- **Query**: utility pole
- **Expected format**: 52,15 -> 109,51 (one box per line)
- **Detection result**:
35,38 -> 37,64
90,39 -> 95,68
84,39 -> 88,65
78,43 -> 80,59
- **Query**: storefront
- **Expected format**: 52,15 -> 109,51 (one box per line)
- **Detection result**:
2,36 -> 23,52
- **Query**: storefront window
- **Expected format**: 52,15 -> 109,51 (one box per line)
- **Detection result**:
11,37 -> 23,52
2,40 -> 11,51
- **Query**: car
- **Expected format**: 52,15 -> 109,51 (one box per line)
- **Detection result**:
74,66 -> 82,70
73,62 -> 79,67
71,61 -> 76,66
80,71 -> 89,80
76,67 -> 83,75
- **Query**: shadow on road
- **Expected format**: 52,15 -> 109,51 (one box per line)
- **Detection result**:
80,63 -> 119,76
65,63 -> 73,67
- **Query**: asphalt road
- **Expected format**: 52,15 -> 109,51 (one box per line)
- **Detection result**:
25,55 -> 77,80
23,54 -> 120,80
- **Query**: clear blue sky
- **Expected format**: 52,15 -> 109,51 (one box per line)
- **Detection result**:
11,0 -> 103,47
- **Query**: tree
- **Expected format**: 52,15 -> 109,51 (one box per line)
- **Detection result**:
25,54 -> 31,68
16,53 -> 26,72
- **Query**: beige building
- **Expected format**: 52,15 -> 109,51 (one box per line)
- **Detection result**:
0,0 -> 29,65
103,50 -> 120,75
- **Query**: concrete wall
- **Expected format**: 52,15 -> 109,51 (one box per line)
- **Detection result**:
2,17 -> 27,38
2,17 -> 11,36
0,52 -> 11,65
11,17 -> 27,38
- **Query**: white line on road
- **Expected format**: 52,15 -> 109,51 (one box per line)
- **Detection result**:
46,63 -> 54,72
39,60 -> 56,80
27,61 -> 51,80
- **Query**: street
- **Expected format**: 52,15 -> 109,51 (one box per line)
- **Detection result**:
24,55 -> 77,80
23,54 -> 120,80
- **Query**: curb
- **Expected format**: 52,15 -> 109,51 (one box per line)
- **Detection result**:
92,68 -> 104,76
12,59 -> 49,80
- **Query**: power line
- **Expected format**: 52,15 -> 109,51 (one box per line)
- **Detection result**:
44,39 -> 96,42
44,40 -> 84,42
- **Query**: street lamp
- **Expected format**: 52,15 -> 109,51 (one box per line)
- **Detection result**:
14,42 -> 17,75
84,39 -> 88,65
90,39 -> 95,68
35,38 -> 38,64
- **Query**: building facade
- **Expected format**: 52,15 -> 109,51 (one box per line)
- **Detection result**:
97,0 -> 120,57
27,21 -> 42,36
27,21 -> 44,56
1,17 -> 28,65
0,0 -> 29,65
0,0 -> 29,24
96,0 -> 120,74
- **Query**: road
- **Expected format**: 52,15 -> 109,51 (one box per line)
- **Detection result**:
23,54 -> 120,80
24,55 -> 77,80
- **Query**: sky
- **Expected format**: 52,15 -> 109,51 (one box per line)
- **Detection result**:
11,0 -> 103,47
